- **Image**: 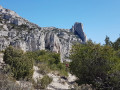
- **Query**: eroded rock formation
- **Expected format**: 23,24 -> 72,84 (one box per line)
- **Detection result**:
0,5 -> 87,62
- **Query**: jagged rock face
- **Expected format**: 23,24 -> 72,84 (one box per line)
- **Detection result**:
0,6 -> 87,62
71,22 -> 87,42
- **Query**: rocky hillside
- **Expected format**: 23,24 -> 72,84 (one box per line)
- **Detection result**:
0,5 -> 87,62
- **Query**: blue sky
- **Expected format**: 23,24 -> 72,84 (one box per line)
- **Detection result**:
0,0 -> 120,44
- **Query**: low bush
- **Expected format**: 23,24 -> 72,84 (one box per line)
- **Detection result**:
32,50 -> 68,76
36,51 -> 60,65
33,75 -> 52,89
20,50 -> 68,76
3,46 -> 33,80
40,75 -> 53,89
37,63 -> 50,75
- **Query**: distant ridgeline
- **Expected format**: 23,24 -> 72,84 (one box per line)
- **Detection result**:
0,5 -> 87,62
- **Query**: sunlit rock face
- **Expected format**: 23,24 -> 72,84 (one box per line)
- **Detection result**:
0,5 -> 87,62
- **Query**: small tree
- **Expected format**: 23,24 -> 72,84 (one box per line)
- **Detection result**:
112,37 -> 120,50
104,36 -> 112,46
3,46 -> 33,80
69,42 -> 120,89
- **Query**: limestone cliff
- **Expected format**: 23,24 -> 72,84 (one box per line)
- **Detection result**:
0,5 -> 87,62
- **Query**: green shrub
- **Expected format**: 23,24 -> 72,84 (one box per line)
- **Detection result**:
40,75 -> 53,89
37,63 -> 50,75
50,64 -> 58,70
70,41 -> 120,89
51,53 -> 60,64
112,37 -> 120,50
0,73 -> 25,90
25,50 -> 48,64
36,52 -> 67,76
36,51 -> 60,65
26,50 -> 68,76
3,46 -> 33,80
33,75 -> 52,89
32,78 -> 41,89
36,50 -> 46,56
57,63 -> 68,76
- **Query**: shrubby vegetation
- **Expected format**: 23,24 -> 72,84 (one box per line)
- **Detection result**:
0,73 -> 18,90
69,37 -> 120,89
33,75 -> 52,89
105,36 -> 120,50
2,33 -> 120,89
3,36 -> 119,89
3,46 -> 67,89
0,72 -> 32,90
40,75 -> 53,89
37,63 -> 50,75
26,50 -> 68,76
3,46 -> 33,80
112,37 -> 120,50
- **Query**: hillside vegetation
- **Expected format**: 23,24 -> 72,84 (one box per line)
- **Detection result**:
3,46 -> 67,79
2,36 -> 120,90
2,46 -> 68,89
69,37 -> 120,89
3,46 -> 34,80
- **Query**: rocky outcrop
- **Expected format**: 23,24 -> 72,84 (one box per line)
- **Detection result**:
71,22 -> 87,42
0,5 -> 87,62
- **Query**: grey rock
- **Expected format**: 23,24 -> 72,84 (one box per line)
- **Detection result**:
71,22 -> 87,42
0,6 -> 87,62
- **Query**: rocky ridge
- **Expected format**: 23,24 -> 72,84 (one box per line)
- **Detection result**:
0,5 -> 87,62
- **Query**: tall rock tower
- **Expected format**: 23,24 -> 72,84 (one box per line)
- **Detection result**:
71,22 -> 87,42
